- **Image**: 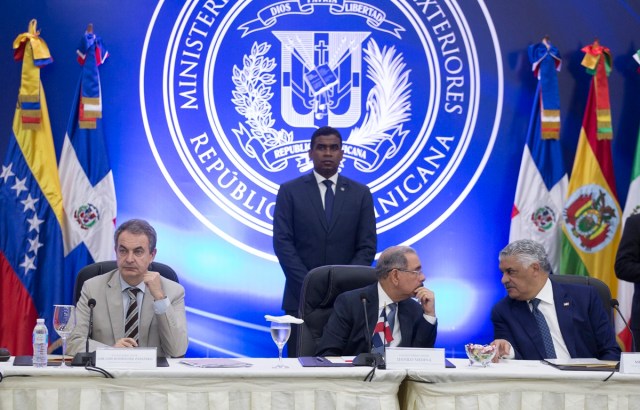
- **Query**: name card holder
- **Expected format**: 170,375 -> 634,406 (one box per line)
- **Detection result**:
95,347 -> 157,369
619,352 -> 640,374
385,347 -> 445,370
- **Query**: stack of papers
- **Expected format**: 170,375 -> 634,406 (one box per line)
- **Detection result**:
179,358 -> 252,368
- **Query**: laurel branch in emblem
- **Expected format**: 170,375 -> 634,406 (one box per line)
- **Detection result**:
230,38 -> 411,173
73,203 -> 100,230
563,186 -> 618,252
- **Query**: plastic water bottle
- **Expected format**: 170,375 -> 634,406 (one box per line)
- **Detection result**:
32,318 -> 48,368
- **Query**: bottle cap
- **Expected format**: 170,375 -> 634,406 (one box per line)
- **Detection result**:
36,318 -> 45,323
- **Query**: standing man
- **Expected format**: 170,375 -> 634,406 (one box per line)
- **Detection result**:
273,126 -> 377,356
316,245 -> 437,356
491,239 -> 620,361
68,219 -> 188,358
615,213 -> 640,351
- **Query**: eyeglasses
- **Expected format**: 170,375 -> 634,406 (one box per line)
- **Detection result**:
393,268 -> 423,276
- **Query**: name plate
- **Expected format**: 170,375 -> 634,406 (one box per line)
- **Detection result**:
385,347 -> 445,369
619,352 -> 640,374
95,347 -> 157,369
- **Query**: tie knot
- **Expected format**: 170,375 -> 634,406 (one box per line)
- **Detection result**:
127,287 -> 140,299
531,298 -> 541,309
322,180 -> 333,189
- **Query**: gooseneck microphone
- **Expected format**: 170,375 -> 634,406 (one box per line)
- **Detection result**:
611,299 -> 636,352
353,294 -> 384,368
72,298 -> 97,366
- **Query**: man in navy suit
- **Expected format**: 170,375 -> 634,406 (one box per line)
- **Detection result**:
615,213 -> 640,351
315,245 -> 437,356
491,239 -> 620,361
273,126 -> 377,356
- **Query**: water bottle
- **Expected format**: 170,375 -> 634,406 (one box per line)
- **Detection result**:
32,318 -> 48,368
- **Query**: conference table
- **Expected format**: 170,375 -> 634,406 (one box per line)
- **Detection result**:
3,357 -> 640,410
0,357 -> 404,410
399,358 -> 640,410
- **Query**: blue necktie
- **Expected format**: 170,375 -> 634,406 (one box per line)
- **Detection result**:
531,298 -> 556,359
323,180 -> 334,222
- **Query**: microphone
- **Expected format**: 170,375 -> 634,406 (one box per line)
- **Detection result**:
353,294 -> 384,368
72,298 -> 97,366
611,299 -> 636,352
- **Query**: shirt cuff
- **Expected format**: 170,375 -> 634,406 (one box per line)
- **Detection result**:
423,314 -> 437,325
153,297 -> 170,314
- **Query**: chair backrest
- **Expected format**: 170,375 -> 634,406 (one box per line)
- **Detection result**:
297,265 -> 377,356
73,261 -> 180,304
549,274 -> 613,324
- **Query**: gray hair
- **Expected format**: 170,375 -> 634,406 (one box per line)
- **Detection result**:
375,246 -> 417,280
114,219 -> 157,252
499,239 -> 551,273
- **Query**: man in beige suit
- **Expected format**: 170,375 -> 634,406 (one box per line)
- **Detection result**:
68,219 -> 188,358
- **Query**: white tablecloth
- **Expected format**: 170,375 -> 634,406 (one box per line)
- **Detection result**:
400,358 -> 640,410
0,358 -> 404,410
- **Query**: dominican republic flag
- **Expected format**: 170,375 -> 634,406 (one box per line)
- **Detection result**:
510,40 -> 567,275
371,305 -> 393,352
58,27 -> 116,291
561,41 -> 621,298
0,20 -> 65,355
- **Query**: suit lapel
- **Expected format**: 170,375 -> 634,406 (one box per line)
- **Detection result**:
107,271 -> 125,339
365,284 -> 379,338
553,283 -> 576,356
139,286 -> 154,347
511,299 -> 547,358
303,173 -> 329,230
397,300 -> 414,346
329,175 -> 349,230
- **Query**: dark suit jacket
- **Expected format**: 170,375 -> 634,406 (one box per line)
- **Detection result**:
491,281 -> 621,360
315,283 -> 437,356
273,172 -> 377,312
615,213 -> 640,332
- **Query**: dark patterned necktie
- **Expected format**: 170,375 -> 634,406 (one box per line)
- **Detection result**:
531,298 -> 556,358
125,287 -> 141,341
323,180 -> 334,222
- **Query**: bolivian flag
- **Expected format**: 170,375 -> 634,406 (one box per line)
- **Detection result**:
561,40 -> 620,300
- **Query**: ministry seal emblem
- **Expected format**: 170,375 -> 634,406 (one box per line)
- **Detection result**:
141,0 -> 503,259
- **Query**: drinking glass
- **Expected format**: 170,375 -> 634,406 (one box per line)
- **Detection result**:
53,305 -> 76,368
270,322 -> 291,368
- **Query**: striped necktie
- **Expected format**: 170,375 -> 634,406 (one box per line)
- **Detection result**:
125,287 -> 141,341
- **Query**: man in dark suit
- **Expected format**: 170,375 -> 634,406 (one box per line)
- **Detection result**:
68,219 -> 188,358
315,245 -> 437,356
273,126 -> 377,356
615,213 -> 640,351
491,239 -> 620,361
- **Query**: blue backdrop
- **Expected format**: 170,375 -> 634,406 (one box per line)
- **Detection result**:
1,0 -> 639,358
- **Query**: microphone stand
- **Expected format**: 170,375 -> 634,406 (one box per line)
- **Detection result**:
353,295 -> 384,368
72,299 -> 97,366
611,299 -> 636,352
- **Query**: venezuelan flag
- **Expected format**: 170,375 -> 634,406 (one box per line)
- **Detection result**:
561,40 -> 620,300
0,20 -> 66,355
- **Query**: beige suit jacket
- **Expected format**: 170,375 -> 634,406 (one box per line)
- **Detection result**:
68,269 -> 188,357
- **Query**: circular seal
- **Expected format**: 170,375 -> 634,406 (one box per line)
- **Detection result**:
140,0 -> 503,259
563,183 -> 620,253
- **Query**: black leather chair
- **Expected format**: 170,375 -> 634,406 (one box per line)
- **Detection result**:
549,274 -> 613,324
297,265 -> 377,356
73,261 -> 179,304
